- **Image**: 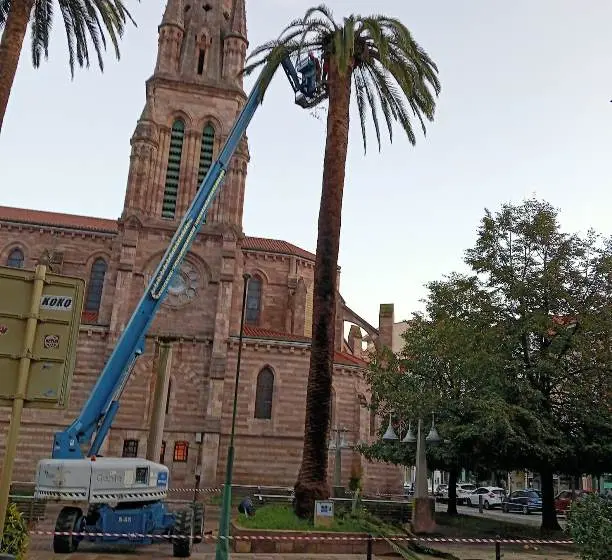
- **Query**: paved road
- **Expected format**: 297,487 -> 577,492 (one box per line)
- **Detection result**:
435,502 -> 567,529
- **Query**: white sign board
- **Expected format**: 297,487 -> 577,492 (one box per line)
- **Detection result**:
314,500 -> 334,527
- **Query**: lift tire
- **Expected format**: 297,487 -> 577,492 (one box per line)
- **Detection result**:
192,503 -> 204,544
172,508 -> 194,558
53,506 -> 83,554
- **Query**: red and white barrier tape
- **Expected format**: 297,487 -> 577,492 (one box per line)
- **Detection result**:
167,487 -> 223,493
29,530 -> 574,545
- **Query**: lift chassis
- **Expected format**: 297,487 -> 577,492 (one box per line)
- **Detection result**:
33,54 -> 326,556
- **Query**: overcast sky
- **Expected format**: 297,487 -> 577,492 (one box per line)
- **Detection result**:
1,0 -> 611,327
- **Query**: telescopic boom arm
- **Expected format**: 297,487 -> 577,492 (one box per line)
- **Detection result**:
51,54 -> 327,460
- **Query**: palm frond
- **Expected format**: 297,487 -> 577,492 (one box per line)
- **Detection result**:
31,0 -> 54,67
353,71 -> 368,153
0,0 -> 9,29
301,4 -> 338,31
244,4 -> 440,152
24,0 -> 137,77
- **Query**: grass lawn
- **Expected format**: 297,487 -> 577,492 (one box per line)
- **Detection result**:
236,504 -> 366,532
234,504 -> 399,533
233,505 -> 577,560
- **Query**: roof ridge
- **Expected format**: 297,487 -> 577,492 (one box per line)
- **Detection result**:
0,207 -> 316,259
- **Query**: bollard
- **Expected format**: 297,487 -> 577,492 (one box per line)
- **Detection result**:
495,538 -> 501,560
479,494 -> 483,513
366,533 -> 373,560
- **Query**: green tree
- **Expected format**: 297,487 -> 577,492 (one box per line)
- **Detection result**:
362,274 -> 531,514
464,198 -> 612,531
243,4 -> 441,518
0,0 -> 136,134
568,494 -> 612,560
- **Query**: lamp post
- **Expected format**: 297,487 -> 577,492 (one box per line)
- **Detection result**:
383,412 -> 441,533
215,272 -> 250,560
328,426 -> 351,496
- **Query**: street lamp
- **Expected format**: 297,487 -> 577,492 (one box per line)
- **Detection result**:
383,412 -> 441,533
215,272 -> 250,560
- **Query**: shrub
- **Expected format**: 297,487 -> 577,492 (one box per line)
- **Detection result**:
0,503 -> 29,560
567,493 -> 612,560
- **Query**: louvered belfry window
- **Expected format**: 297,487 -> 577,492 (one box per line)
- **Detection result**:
162,119 -> 185,219
198,124 -> 215,186
82,258 -> 107,324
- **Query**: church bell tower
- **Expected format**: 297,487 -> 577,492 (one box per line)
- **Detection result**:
122,0 -> 249,230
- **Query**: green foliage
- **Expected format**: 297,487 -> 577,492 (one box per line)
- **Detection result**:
242,3 -> 440,153
236,504 -> 379,533
0,0 -> 137,76
0,503 -> 29,560
567,494 -> 612,560
464,199 -> 612,474
362,197 -> 612,531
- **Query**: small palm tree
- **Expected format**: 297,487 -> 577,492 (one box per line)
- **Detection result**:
244,4 -> 441,518
0,0 -> 136,134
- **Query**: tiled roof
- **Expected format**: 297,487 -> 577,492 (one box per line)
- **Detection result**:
242,326 -> 311,342
242,236 -> 315,261
334,351 -> 368,367
241,326 -> 367,367
0,205 -> 118,233
0,205 -> 315,260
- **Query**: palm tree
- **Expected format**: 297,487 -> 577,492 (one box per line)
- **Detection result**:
244,4 -> 440,518
0,0 -> 135,134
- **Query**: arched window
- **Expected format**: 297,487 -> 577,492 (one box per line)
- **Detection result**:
197,124 -> 215,186
162,119 -> 185,219
85,258 -> 107,317
6,248 -> 24,268
254,367 -> 274,419
245,275 -> 262,324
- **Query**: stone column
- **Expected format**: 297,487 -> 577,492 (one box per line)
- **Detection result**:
412,419 -> 436,533
347,325 -> 363,358
146,341 -> 173,462
378,304 -> 395,350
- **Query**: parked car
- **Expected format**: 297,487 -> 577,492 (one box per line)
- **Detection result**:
554,489 -> 592,516
466,486 -> 506,509
455,483 -> 477,505
434,484 -> 448,498
501,489 -> 542,514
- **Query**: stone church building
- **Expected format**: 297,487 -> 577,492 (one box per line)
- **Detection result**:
0,0 -> 401,494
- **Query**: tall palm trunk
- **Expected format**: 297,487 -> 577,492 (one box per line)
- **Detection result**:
0,0 -> 35,134
294,60 -> 353,519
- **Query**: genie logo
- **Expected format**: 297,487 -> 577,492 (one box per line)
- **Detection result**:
157,471 -> 168,488
40,295 -> 73,311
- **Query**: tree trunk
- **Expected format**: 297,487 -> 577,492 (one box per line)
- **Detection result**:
447,468 -> 458,515
0,0 -> 35,134
294,61 -> 353,519
540,469 -> 561,532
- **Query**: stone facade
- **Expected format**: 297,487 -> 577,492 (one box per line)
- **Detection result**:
0,0 -> 401,495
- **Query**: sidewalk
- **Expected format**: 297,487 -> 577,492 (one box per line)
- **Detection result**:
26,545 -> 578,560
27,553 -> 372,560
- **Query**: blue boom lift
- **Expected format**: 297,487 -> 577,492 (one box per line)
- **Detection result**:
33,54 -> 327,557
